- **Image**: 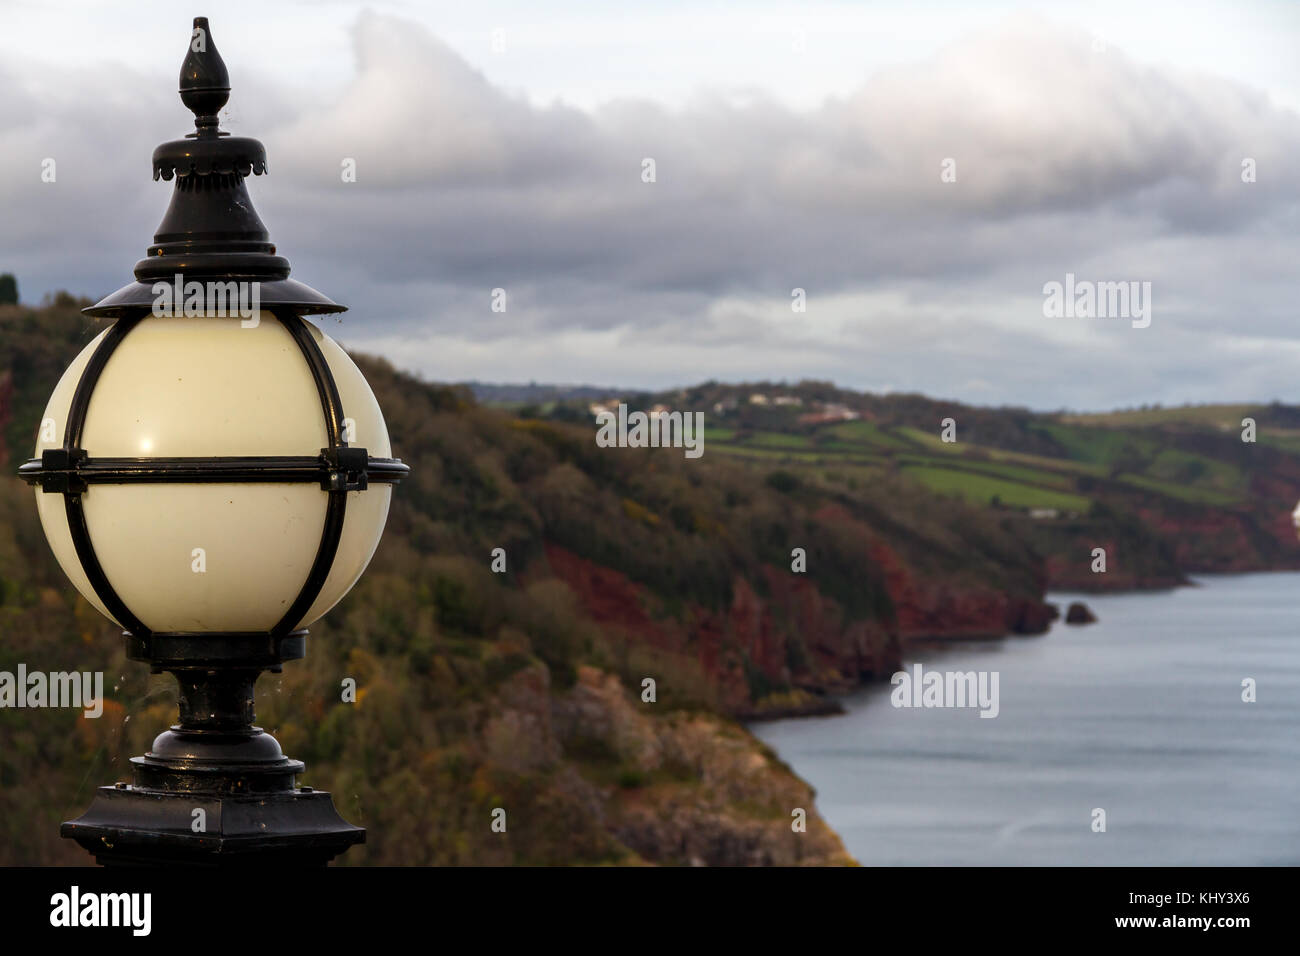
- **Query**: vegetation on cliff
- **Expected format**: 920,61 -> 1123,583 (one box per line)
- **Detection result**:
519,381 -> 1300,591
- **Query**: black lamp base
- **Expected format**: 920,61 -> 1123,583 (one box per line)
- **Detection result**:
62,631 -> 364,867
62,785 -> 363,867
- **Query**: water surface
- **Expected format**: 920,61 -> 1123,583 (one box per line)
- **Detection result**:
752,573 -> 1300,865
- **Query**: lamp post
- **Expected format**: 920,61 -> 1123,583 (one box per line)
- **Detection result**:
17,17 -> 408,865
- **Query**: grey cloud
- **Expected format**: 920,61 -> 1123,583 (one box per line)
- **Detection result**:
3,12 -> 1300,408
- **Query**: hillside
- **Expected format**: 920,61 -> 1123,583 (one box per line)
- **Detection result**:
2,298 -> 1297,865
520,382 -> 1300,591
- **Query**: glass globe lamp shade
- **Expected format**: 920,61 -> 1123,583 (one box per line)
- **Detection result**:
31,312 -> 393,635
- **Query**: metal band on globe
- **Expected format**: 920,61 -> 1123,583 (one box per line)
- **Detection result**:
273,311 -> 352,636
21,455 -> 409,485
61,314 -> 149,637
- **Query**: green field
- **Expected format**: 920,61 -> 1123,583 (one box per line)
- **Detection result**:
899,464 -> 1091,511
715,426 -> 1094,512
706,415 -> 1261,516
1115,473 -> 1243,506
744,431 -> 815,449
1033,422 -> 1160,467
1060,404 -> 1255,430
820,420 -> 918,450
1145,448 -> 1246,494
709,443 -> 881,465
894,455 -> 1076,491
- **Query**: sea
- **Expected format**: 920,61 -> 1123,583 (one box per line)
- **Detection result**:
751,572 -> 1300,865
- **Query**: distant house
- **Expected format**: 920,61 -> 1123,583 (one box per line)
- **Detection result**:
589,401 -> 615,419
773,395 -> 803,406
798,402 -> 860,425
749,393 -> 770,406
1028,508 -> 1059,520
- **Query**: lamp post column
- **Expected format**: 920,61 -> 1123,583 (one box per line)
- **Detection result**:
63,634 -> 364,867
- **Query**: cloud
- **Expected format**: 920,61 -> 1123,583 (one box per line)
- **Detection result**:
3,11 -> 1300,409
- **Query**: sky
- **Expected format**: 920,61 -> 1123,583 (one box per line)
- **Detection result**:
3,0 -> 1300,410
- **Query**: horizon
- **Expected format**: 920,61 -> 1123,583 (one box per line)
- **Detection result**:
458,376 -> 1299,416
4,291 -> 1297,416
5,291 -> 1296,416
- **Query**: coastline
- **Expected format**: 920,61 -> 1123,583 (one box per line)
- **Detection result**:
750,571 -> 1300,865
743,562 -> 1297,723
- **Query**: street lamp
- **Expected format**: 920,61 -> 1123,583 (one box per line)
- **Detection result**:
17,17 -> 408,865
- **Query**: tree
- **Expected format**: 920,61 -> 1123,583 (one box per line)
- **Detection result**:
0,273 -> 17,305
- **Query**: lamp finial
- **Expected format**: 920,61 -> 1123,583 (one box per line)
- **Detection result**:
179,16 -> 231,134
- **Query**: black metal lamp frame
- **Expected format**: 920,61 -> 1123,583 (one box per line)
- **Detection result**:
16,17 -> 409,866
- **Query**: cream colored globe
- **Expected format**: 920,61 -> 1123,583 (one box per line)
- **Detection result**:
34,312 -> 392,633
